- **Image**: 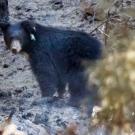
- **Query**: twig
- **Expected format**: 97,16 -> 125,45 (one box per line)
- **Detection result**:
8,109 -> 16,120
90,19 -> 109,34
90,15 -> 118,34
98,28 -> 110,38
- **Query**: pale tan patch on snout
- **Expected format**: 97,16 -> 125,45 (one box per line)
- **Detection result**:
10,40 -> 22,54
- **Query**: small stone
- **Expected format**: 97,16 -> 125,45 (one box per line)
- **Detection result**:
3,63 -> 9,68
34,113 -> 48,125
51,0 -> 63,10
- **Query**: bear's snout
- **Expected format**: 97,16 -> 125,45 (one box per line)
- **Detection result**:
11,40 -> 22,54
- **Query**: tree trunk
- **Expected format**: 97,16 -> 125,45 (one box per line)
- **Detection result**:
0,0 -> 9,22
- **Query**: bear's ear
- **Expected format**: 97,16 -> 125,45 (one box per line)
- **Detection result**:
21,20 -> 36,34
0,22 -> 10,32
21,20 -> 37,41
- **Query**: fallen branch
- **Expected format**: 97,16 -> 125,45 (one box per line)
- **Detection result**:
90,18 -> 109,34
90,15 -> 118,34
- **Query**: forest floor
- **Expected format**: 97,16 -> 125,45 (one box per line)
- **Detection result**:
2,0 -> 134,135
0,0 -> 102,135
0,0 -> 135,135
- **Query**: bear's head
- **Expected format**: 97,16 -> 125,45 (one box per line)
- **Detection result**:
0,21 -> 36,54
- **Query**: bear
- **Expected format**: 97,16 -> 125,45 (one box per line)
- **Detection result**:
0,20 -> 102,101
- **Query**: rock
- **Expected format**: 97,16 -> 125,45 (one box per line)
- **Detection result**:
50,0 -> 63,10
34,113 -> 49,125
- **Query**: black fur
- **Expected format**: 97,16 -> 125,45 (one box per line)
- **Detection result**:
0,20 -> 102,99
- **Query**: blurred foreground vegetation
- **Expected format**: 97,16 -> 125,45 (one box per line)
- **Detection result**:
87,0 -> 135,134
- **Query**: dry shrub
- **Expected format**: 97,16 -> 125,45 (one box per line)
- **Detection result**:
91,39 -> 135,133
105,19 -> 135,53
80,0 -> 135,133
80,0 -> 119,21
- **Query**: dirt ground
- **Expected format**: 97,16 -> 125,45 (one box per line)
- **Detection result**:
0,0 -> 103,135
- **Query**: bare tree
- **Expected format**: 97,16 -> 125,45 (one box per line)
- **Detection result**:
0,0 -> 9,22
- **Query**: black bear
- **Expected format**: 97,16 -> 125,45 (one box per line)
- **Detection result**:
0,20 -> 102,100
